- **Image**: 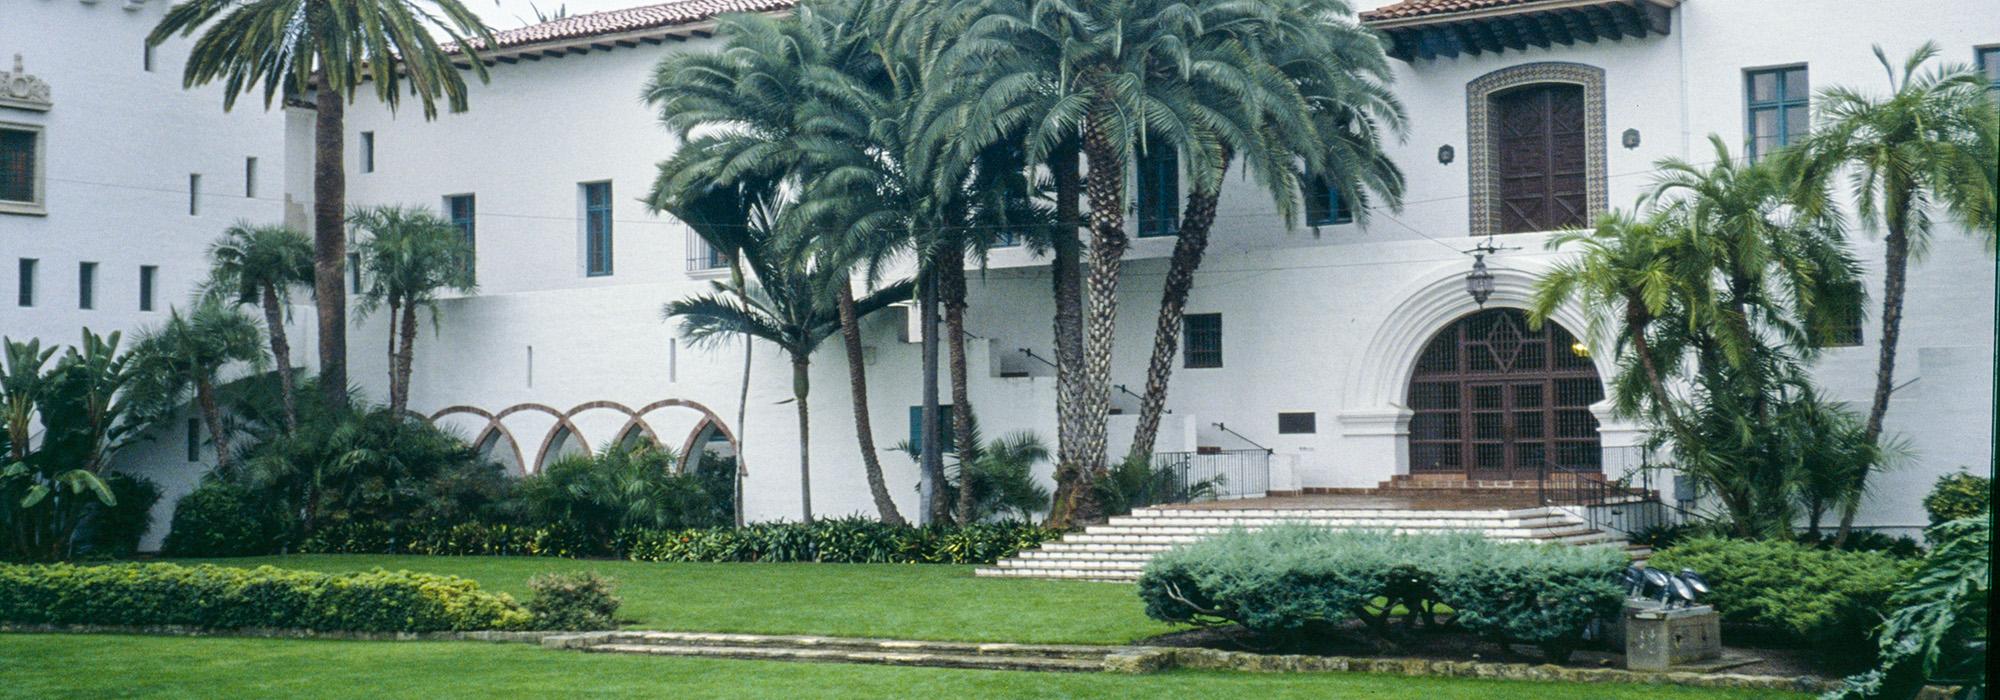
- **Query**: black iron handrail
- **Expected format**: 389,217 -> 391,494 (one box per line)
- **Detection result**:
1536,454 -> 1698,538
1015,348 -> 1152,406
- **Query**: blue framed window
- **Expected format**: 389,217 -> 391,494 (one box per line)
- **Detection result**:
446,194 -> 476,280
582,182 -> 613,277
1305,176 -> 1354,226
1136,145 -> 1178,237
1745,66 -> 1809,161
908,404 -> 956,455
1184,313 -> 1222,368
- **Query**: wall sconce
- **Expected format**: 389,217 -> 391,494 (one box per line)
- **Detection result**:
1622,128 -> 1641,149
1437,145 -> 1455,165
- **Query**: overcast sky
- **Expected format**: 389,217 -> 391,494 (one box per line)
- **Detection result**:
471,0 -> 660,29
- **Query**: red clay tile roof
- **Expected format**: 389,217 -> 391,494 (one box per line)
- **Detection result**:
466,0 -> 797,51
1361,0 -> 1553,22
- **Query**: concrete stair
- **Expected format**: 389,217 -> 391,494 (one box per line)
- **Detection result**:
543,631 -> 1129,672
976,505 -> 1636,582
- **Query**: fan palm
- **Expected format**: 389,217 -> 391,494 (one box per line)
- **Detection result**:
1784,42 -> 1998,542
149,0 -> 495,410
662,194 -> 914,524
201,222 -> 314,429
347,205 -> 476,416
128,299 -> 268,471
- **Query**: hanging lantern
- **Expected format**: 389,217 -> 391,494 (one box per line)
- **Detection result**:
1465,252 -> 1495,307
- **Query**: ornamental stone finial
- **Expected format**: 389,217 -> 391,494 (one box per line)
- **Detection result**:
2,53 -> 54,111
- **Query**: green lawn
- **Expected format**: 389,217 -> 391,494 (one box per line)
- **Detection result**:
0,634 -> 1807,699
173,555 -> 1173,645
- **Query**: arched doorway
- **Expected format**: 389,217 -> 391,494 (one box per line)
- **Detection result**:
1405,308 -> 1603,480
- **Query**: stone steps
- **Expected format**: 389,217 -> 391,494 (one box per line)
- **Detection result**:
545,631 -> 1125,672
978,504 -> 1638,582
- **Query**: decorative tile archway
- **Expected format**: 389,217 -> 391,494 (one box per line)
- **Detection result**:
1466,62 -> 1608,238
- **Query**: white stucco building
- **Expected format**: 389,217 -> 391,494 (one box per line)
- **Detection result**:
5,0 -> 1995,549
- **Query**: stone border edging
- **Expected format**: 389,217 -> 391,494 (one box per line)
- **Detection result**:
0,623 -> 565,644
1105,647 -> 1841,694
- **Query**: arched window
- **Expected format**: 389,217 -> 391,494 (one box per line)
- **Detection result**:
474,428 -> 523,476
538,425 -> 586,472
615,424 -> 658,454
1406,309 -> 1604,480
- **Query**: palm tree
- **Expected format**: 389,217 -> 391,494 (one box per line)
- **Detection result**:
664,224 -> 913,524
347,205 -> 476,416
1123,0 -> 1408,464
201,222 -> 314,430
149,0 -> 495,411
644,8 -> 913,525
129,300 -> 267,471
1786,42 -> 1998,542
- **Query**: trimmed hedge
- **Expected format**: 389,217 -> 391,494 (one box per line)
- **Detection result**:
1648,536 -> 1909,656
527,571 -> 621,631
0,562 -> 531,633
297,517 -> 1064,565
1138,527 -> 1626,661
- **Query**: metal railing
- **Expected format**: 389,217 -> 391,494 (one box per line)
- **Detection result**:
1149,449 -> 1270,504
1536,448 -> 1697,538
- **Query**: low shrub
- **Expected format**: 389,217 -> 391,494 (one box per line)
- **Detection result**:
1137,527 -> 1626,661
1649,536 -> 1909,659
160,482 -> 281,558
0,562 -> 530,632
297,516 -> 1064,565
527,571 -> 621,631
75,473 -> 162,559
1794,530 -> 1924,559
1921,471 -> 1989,526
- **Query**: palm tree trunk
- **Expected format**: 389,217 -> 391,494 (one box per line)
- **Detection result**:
837,280 -> 905,525
944,257 -> 978,524
1065,114 -> 1127,526
312,84 -> 348,409
392,302 -> 418,416
259,284 -> 298,430
385,299 -> 403,413
919,265 -> 950,524
195,379 -> 230,471
1625,295 -> 1695,445
1046,141 -> 1088,528
1840,198 -> 1912,544
1127,179 -> 1224,464
732,259 -> 752,529
792,356 -> 813,524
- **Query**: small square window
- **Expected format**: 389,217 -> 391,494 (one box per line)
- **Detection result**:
1305,175 -> 1354,227
78,262 -> 96,310
16,258 -> 35,307
1184,313 -> 1222,369
360,132 -> 375,173
139,265 -> 157,311
1278,412 -> 1317,434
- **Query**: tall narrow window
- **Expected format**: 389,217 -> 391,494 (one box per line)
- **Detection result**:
1746,66 -> 1809,161
77,262 -> 96,310
16,258 -> 35,307
188,174 -> 201,216
0,124 -> 44,214
1979,46 -> 2000,94
348,252 -> 362,293
1184,313 -> 1222,369
360,132 -> 375,173
1305,175 -> 1354,226
582,182 -> 613,276
1136,145 -> 1179,237
186,418 -> 202,462
244,157 -> 258,198
1492,83 -> 1587,233
139,265 -> 157,311
908,404 -> 957,454
446,194 -> 476,280
143,42 -> 155,72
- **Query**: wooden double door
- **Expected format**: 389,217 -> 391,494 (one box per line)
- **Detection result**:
1406,309 -> 1604,480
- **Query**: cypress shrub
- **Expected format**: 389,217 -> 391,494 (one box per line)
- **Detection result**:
1648,536 -> 1909,657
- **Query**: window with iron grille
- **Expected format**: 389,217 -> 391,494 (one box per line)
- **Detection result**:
0,125 -> 41,212
1136,145 -> 1178,237
1979,46 -> 2000,92
446,194 -> 476,281
1815,302 -> 1864,347
1277,412 -> 1316,434
1184,313 -> 1222,368
688,234 -> 731,272
1304,175 -> 1353,226
582,182 -> 613,276
1746,66 -> 1809,161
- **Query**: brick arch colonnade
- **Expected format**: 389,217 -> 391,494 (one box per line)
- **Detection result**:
427,399 -> 739,476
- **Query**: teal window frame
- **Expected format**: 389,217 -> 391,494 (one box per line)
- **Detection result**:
446,194 -> 476,281
908,404 -> 956,455
1136,145 -> 1178,238
1305,176 -> 1354,227
583,182 -> 614,277
1745,66 -> 1809,161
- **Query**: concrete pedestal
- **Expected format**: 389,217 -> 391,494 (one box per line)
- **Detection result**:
1622,603 -> 1721,671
